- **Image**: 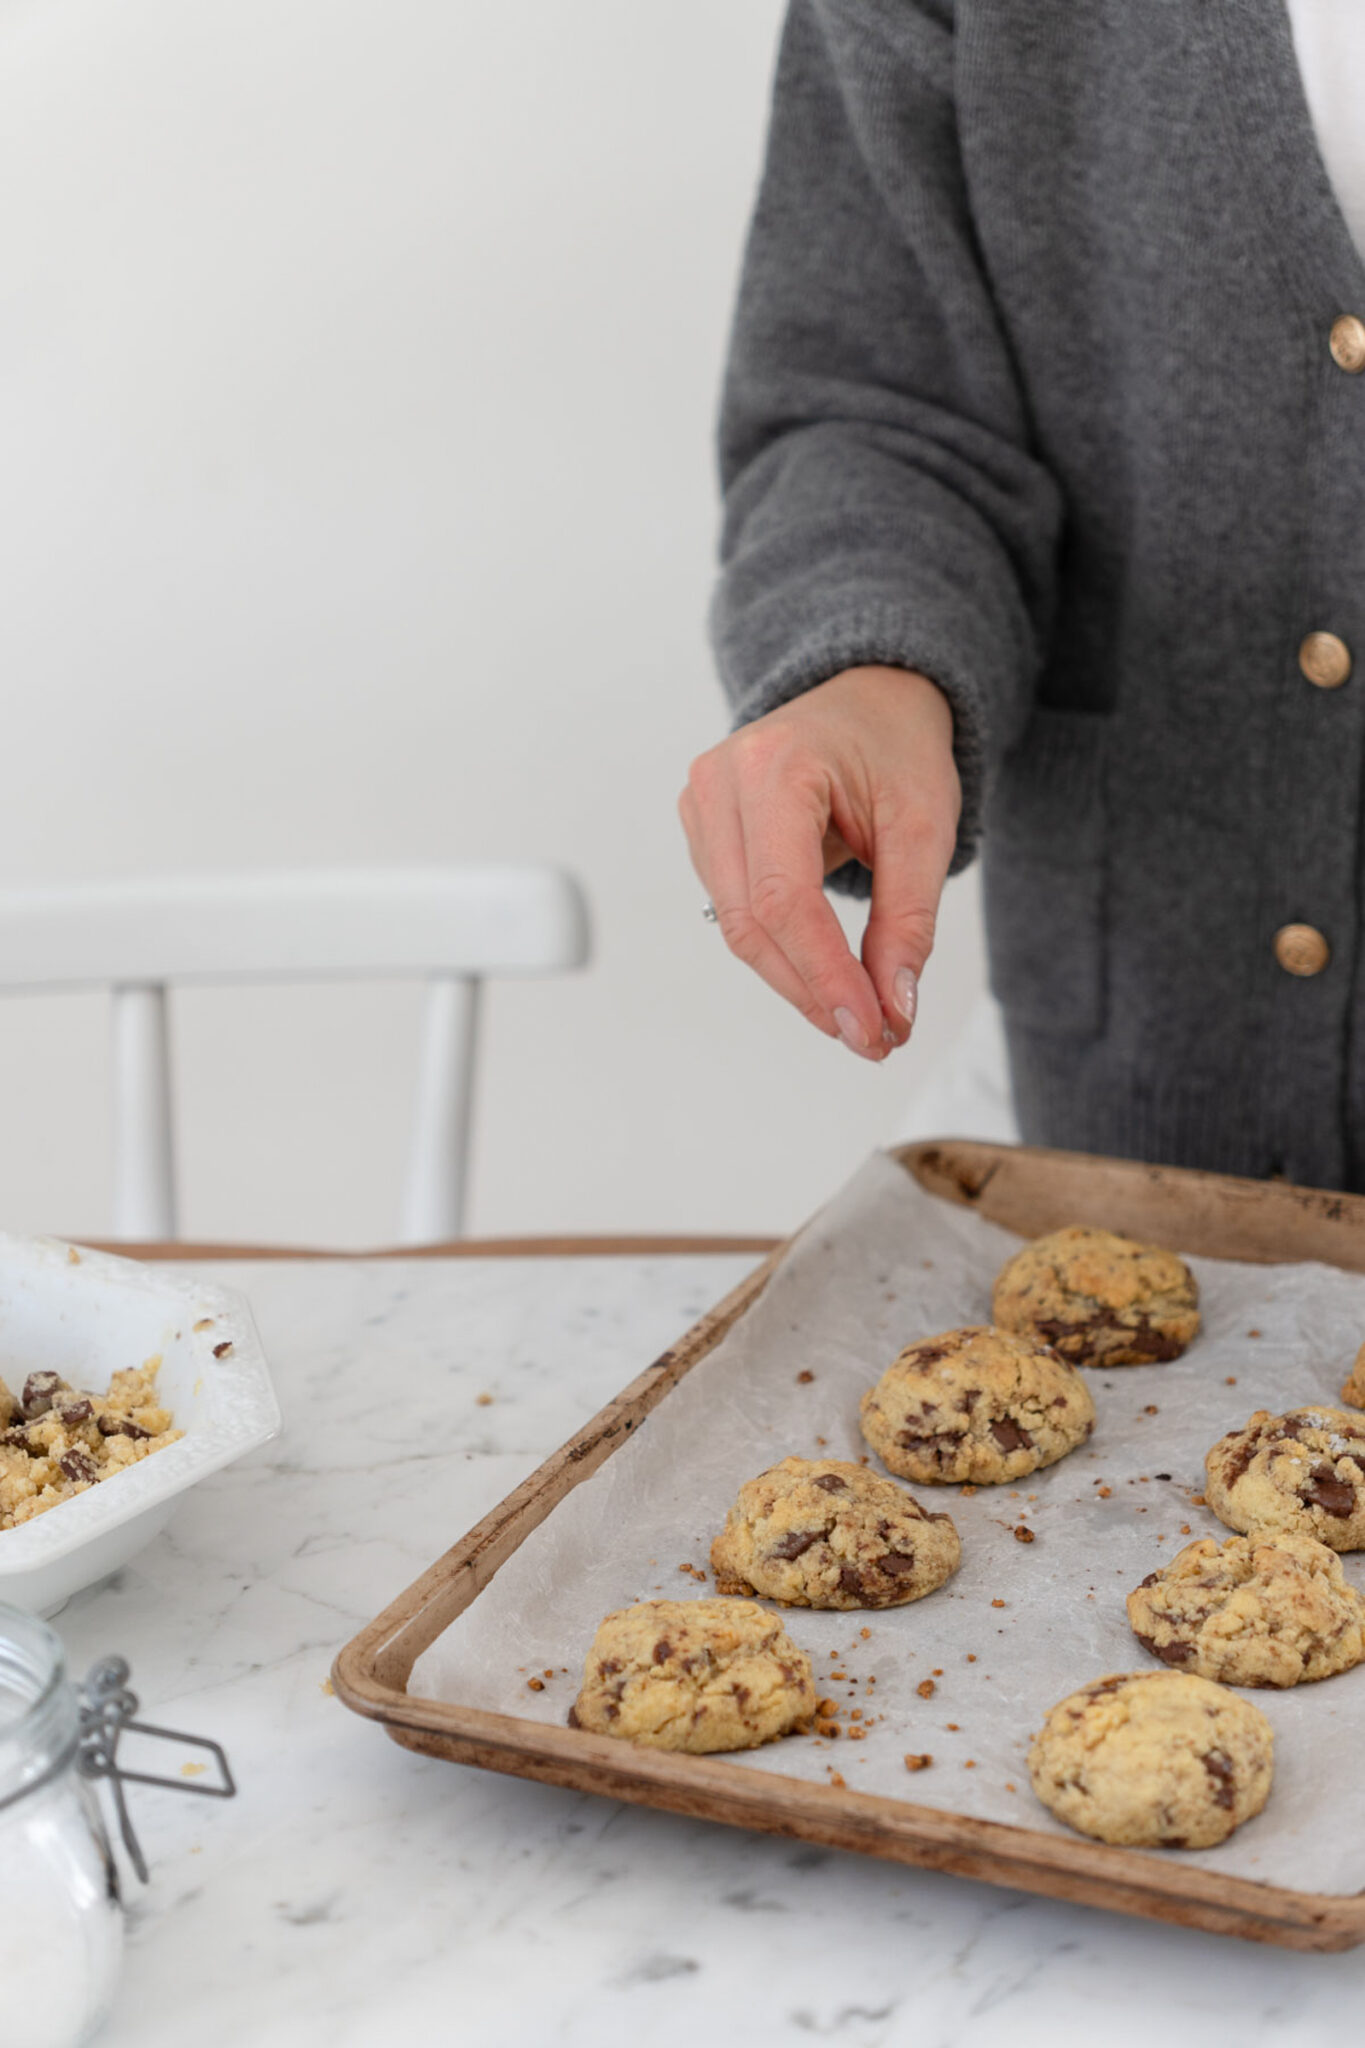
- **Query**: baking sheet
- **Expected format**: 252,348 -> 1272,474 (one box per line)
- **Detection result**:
410,1151 -> 1365,1892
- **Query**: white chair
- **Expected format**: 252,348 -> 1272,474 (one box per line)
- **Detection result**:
0,866 -> 590,1243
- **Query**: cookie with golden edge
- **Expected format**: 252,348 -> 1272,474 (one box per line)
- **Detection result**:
859,1324 -> 1094,1485
1127,1531 -> 1365,1687
1028,1670 -> 1273,1849
992,1225 -> 1200,1366
1204,1407 -> 1365,1550
710,1456 -> 960,1609
569,1598 -> 815,1753
1341,1340 -> 1365,1410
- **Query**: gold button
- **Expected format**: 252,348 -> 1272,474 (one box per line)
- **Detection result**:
1299,631 -> 1352,689
1330,315 -> 1365,372
1274,924 -> 1331,977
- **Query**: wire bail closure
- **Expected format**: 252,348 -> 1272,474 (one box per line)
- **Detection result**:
78,1656 -> 236,1883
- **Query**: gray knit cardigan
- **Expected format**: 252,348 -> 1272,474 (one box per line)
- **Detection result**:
711,0 -> 1365,1191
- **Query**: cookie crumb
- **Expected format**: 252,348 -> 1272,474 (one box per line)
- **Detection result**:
1097,1485 -> 1112,1498
945,1722 -> 960,1731
963,1759 -> 976,1769
526,1678 -> 545,1692
1225,1376 -> 1238,1386
859,1627 -> 871,1639
828,1770 -> 846,1787
1180,1523 -> 1192,1534
1192,1493 -> 1207,1506
960,1484 -> 978,1498
904,1753 -> 933,1772
1005,1781 -> 1017,1793
542,1668 -> 554,1678
1013,1525 -> 1035,1544
1143,1404 -> 1159,1415
1247,1331 -> 1261,1339
991,1598 -> 1006,1608
916,1679 -> 936,1699
814,1436 -> 828,1447
476,1392 -> 494,1406
796,1369 -> 815,1384
966,1654 -> 977,1663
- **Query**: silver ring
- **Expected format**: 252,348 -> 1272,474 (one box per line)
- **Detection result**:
701,900 -> 718,922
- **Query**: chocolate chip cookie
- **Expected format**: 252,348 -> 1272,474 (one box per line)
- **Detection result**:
1205,1408 -> 1365,1549
569,1598 -> 816,1752
859,1325 -> 1095,1485
710,1456 -> 961,1609
1028,1670 -> 1274,1848
1127,1531 -> 1365,1687
992,1225 -> 1200,1366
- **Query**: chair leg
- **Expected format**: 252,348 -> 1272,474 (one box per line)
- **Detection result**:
400,975 -> 479,1244
111,984 -> 178,1240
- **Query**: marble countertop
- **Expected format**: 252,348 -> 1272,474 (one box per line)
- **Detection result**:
58,1249 -> 1363,2048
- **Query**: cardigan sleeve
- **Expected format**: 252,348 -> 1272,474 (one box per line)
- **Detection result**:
710,0 -> 1063,880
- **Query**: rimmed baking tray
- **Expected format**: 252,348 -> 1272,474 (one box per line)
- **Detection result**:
332,1140 -> 1365,1952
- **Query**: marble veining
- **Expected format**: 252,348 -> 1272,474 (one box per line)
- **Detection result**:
37,1254 -> 1364,2048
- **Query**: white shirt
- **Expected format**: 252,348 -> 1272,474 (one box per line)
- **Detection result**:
1286,0 -> 1365,260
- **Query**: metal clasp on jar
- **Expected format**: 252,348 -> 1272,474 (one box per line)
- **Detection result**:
78,1657 -> 235,1883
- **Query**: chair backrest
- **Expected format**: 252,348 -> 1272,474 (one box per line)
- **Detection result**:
0,866 -> 591,1243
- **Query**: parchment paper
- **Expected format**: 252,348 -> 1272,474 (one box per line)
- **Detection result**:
411,1152 -> 1365,1892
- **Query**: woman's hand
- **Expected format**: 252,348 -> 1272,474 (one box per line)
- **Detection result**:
679,665 -> 960,1061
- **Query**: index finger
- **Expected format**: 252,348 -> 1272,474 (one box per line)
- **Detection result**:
740,769 -> 887,1057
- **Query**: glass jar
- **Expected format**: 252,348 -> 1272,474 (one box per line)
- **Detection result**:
0,1608 -> 123,2048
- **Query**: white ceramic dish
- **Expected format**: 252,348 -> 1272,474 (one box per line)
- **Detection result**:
0,1234 -> 280,1614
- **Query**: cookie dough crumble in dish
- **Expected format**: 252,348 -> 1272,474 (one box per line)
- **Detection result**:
1127,1531 -> 1365,1687
569,1598 -> 815,1753
859,1325 -> 1094,1485
1028,1670 -> 1273,1848
992,1226 -> 1200,1366
0,1362 -> 181,1530
710,1456 -> 960,1608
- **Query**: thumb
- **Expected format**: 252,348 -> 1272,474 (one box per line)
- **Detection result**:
859,810 -> 954,1045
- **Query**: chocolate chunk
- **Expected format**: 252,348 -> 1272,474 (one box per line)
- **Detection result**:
812,1474 -> 848,1494
1201,1749 -> 1236,1809
990,1417 -> 1034,1454
652,1639 -> 672,1664
212,1342 -> 233,1359
566,1704 -> 582,1729
837,1564 -> 865,1598
875,1551 -> 917,1577
1220,1437 -> 1260,1487
96,1415 -> 152,1440
1139,1573 -> 1160,1588
597,1657 -> 622,1676
1134,1629 -> 1194,1666
769,1529 -> 821,1560
55,1397 -> 93,1426
1300,1465 -> 1357,1518
1,1424 -> 35,1451
21,1371 -> 68,1418
895,1430 -> 960,1457
59,1448 -> 98,1485
911,1343 -> 951,1366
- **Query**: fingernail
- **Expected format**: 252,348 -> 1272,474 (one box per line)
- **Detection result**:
833,1005 -> 870,1053
893,966 -> 919,1028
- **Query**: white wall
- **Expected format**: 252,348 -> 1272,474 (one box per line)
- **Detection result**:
0,0 -> 987,1245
